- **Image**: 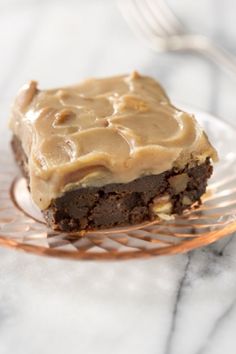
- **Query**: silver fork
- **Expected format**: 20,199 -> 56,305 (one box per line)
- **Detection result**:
118,0 -> 236,76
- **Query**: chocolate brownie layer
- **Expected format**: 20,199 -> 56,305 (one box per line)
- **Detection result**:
11,135 -> 213,232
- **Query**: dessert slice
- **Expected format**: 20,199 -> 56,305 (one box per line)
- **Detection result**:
9,72 -> 218,232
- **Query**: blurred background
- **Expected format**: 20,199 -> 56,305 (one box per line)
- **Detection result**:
1,1 -> 236,354
1,0 -> 236,125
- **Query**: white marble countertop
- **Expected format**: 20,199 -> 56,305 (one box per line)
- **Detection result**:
1,1 -> 236,353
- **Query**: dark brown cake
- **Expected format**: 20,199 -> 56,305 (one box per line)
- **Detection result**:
12,135 -> 212,232
9,73 -> 217,232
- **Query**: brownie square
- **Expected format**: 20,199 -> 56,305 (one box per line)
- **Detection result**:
9,72 -> 217,231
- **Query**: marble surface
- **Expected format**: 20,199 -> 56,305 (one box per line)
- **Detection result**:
1,0 -> 236,353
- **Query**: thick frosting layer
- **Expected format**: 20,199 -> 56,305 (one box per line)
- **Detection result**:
9,72 -> 218,209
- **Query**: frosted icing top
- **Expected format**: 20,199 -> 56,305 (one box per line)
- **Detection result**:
9,72 -> 218,209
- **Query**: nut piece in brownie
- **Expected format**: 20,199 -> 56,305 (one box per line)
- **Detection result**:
9,72 -> 218,232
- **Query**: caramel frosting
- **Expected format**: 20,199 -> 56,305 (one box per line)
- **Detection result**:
9,72 -> 218,210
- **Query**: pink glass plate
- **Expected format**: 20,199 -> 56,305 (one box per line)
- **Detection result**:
0,107 -> 236,260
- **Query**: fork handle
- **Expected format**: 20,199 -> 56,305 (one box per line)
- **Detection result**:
186,35 -> 236,77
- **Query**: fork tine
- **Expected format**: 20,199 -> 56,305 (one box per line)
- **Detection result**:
144,0 -> 176,36
135,0 -> 170,37
118,0 -> 163,47
118,0 -> 149,42
147,0 -> 184,35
